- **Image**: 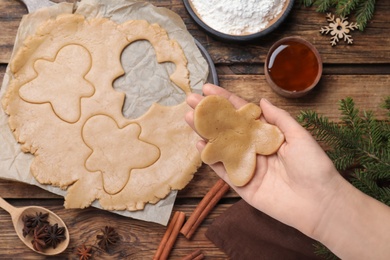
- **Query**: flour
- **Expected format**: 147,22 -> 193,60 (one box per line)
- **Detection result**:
191,0 -> 286,35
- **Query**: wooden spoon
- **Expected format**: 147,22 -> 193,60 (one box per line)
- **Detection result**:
0,197 -> 69,255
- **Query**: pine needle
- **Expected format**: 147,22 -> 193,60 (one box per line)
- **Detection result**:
336,0 -> 359,17
314,0 -> 333,12
355,0 -> 376,30
299,0 -> 314,6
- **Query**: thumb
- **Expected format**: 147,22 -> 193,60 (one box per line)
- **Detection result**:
196,140 -> 232,184
260,98 -> 304,136
196,139 -> 206,153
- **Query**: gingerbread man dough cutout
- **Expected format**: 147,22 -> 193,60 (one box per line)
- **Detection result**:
194,95 -> 284,186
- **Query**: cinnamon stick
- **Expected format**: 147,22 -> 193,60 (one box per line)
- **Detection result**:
181,249 -> 205,260
181,179 -> 225,236
192,254 -> 205,260
154,211 -> 186,260
180,179 -> 230,239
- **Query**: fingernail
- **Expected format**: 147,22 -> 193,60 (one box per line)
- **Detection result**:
262,98 -> 272,105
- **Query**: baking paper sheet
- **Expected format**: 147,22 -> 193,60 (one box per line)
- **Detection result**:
0,0 -> 208,225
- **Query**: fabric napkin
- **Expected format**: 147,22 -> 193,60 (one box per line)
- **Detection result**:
206,199 -> 323,259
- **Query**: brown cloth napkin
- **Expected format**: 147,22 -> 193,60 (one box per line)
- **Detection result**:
206,200 -> 323,259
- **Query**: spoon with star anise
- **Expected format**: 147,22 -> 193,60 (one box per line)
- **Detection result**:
0,196 -> 69,255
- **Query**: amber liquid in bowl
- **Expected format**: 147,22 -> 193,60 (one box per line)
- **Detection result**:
266,40 -> 319,92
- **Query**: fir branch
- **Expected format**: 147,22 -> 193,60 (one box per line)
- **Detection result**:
300,0 -> 314,6
313,242 -> 339,259
378,187 -> 390,205
298,110 -> 359,150
355,0 -> 376,31
339,97 -> 361,129
314,0 -> 333,12
300,0 -> 377,31
352,169 -> 383,200
298,109 -> 362,171
351,164 -> 390,203
336,0 -> 359,17
327,148 -> 356,170
383,97 -> 390,112
357,111 -> 390,167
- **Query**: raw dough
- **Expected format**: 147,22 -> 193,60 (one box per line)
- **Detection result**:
18,44 -> 95,123
82,115 -> 160,195
2,14 -> 202,211
194,95 -> 284,186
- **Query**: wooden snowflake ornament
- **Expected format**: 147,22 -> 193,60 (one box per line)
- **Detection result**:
320,13 -> 359,46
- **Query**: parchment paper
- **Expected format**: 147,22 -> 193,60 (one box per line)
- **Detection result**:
0,0 -> 208,226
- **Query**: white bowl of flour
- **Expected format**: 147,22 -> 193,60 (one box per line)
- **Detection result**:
184,0 -> 294,42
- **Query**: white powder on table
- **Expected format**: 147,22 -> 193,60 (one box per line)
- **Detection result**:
190,0 -> 286,35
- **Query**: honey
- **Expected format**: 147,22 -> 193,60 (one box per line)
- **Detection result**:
266,40 -> 320,92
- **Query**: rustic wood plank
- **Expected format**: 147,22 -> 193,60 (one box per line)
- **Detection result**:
219,64 -> 390,76
0,179 -> 61,199
0,0 -> 25,64
0,1 -> 389,64
220,74 -> 390,122
0,199 -> 230,259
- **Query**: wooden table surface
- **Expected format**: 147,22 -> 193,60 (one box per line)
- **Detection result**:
0,0 -> 389,259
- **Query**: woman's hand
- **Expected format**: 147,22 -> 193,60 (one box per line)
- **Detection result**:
186,83 -> 343,237
186,84 -> 390,259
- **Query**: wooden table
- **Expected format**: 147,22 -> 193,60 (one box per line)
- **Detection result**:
0,0 -> 389,259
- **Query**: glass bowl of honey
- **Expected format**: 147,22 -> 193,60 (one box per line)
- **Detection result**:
265,37 -> 323,98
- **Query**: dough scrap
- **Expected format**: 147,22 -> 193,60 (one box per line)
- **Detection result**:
2,14 -> 201,211
194,95 -> 284,187
118,20 -> 191,93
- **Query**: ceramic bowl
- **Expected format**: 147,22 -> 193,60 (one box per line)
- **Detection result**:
264,36 -> 323,98
183,0 -> 294,42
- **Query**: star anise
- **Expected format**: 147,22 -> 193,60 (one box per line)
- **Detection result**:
96,226 -> 120,251
22,223 -> 33,237
22,212 -> 49,237
31,224 -> 48,252
76,244 -> 93,260
44,223 -> 66,249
